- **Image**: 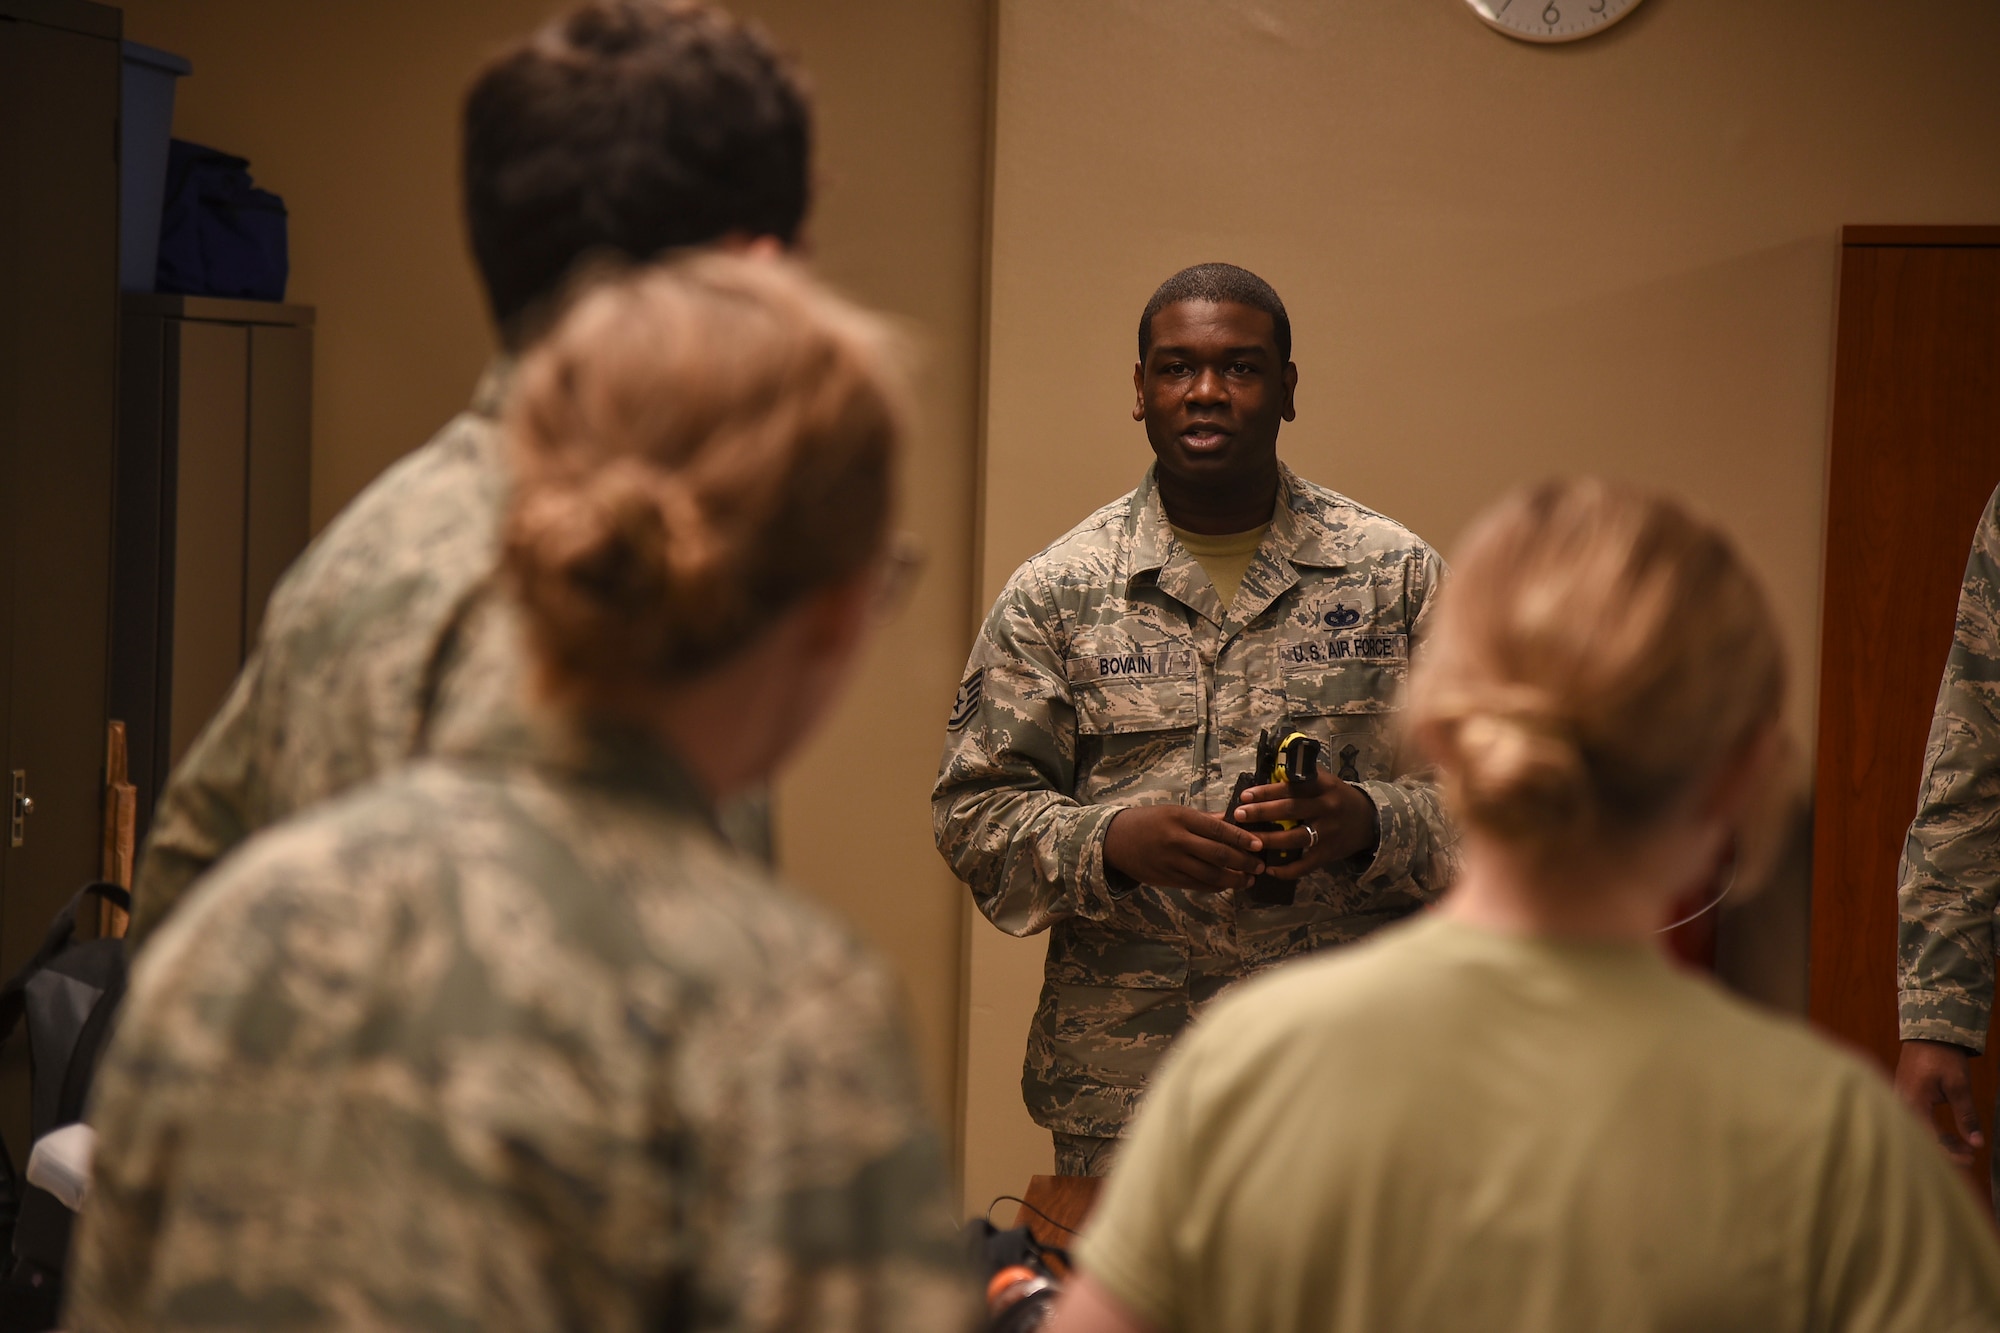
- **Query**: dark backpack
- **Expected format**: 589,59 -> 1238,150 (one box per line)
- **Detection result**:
154,139 -> 289,302
0,883 -> 130,1330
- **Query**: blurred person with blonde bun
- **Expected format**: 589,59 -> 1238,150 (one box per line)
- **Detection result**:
70,256 -> 971,1333
1051,479 -> 2000,1333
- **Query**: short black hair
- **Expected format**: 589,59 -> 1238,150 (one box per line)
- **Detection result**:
1138,262 -> 1291,365
463,0 -> 811,343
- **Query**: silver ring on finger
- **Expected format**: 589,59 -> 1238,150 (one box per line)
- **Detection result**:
1304,824 -> 1319,852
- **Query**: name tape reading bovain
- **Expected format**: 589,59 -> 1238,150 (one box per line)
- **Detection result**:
1069,635 -> 1408,682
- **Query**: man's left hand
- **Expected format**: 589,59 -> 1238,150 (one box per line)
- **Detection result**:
1231,775 -> 1378,878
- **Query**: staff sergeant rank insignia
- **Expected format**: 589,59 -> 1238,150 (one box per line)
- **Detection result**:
947,668 -> 984,731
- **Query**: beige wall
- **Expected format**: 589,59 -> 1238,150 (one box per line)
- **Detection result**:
110,0 -> 2000,1222
963,0 -> 2000,1211
728,0 -> 989,1172
117,0 -> 991,1144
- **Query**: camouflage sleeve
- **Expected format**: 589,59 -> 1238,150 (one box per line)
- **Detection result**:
932,566 -> 1126,936
1810,1058 -> 2000,1323
124,646 -> 270,956
65,973 -> 163,1331
695,944 -> 976,1332
1348,545 -> 1457,906
1898,484 -> 2000,1051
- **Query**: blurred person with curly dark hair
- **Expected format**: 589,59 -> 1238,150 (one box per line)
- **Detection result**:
73,255 -> 970,1332
129,0 -> 809,954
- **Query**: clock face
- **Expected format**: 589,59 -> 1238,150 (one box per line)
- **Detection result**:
1465,0 -> 1644,43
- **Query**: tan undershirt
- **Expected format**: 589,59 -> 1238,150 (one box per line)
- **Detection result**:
1170,522 -> 1270,609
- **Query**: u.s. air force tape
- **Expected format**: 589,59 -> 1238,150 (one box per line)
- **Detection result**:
947,668 -> 984,731
1276,633 -> 1409,667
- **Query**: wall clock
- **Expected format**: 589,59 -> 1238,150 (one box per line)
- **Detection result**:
1465,0 -> 1644,43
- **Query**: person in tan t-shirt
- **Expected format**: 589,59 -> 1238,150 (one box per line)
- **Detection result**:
1052,479 -> 2000,1333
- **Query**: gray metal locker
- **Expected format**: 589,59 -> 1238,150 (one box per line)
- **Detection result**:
113,295 -> 313,836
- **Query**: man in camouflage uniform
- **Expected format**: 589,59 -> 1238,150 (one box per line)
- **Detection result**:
71,729 -> 971,1331
125,0 -> 792,952
1896,481 -> 2000,1214
934,264 -> 1454,1175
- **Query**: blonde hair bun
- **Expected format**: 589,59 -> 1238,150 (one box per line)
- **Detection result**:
1450,710 -> 1592,839
501,253 -> 909,705
1409,479 -> 1785,855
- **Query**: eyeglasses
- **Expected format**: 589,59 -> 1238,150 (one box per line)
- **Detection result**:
870,532 -> 926,621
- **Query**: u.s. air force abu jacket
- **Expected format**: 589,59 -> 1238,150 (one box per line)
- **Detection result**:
78,726 -> 971,1332
1899,482 -> 2000,1053
933,462 -> 1456,1136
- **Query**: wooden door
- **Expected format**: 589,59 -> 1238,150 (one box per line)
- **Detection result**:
0,0 -> 121,1159
1812,226 -> 2000,1191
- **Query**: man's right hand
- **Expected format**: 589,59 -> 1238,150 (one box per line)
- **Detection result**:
1103,805 -> 1265,894
1895,1039 -> 1985,1168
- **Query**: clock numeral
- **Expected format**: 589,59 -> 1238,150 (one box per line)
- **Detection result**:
1543,0 -> 1561,23
1589,0 -> 1605,10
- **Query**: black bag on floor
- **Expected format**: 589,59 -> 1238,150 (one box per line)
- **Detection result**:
0,883 -> 130,1331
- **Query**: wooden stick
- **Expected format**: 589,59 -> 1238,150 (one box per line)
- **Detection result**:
100,721 -> 135,938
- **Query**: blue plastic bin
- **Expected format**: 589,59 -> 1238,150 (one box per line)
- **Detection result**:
121,41 -> 193,293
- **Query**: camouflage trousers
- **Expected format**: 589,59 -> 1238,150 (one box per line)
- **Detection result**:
1053,1132 -> 1121,1178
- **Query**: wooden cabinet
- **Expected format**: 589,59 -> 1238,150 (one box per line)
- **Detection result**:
0,0 -> 121,973
113,296 -> 313,838
0,0 -> 121,1167
1811,225 -> 2000,1192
